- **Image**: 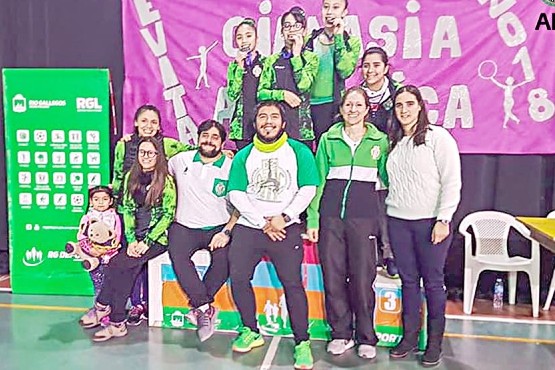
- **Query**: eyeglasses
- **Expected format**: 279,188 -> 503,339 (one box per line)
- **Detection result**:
282,22 -> 303,31
139,149 -> 158,158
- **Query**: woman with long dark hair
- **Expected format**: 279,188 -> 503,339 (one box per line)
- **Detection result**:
112,104 -> 192,204
79,137 -> 177,341
386,86 -> 461,367
112,104 -> 193,325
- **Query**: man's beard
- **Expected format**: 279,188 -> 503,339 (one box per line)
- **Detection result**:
199,143 -> 221,158
257,126 -> 285,144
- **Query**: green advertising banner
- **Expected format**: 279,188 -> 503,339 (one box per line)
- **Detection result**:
2,68 -> 111,295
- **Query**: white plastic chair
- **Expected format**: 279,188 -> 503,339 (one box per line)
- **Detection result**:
543,211 -> 555,311
459,211 -> 540,318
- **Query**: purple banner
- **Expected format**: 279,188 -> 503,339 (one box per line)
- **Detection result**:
122,0 -> 555,154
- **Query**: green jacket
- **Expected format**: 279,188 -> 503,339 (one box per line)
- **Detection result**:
257,51 -> 319,101
121,173 -> 177,247
112,135 -> 193,204
226,54 -> 265,141
257,50 -> 319,140
307,122 -> 389,229
305,30 -> 362,104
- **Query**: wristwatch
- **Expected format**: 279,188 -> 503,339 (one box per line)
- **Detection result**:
437,219 -> 450,225
282,213 -> 291,223
222,228 -> 232,237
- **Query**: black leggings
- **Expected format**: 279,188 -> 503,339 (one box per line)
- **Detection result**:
311,102 -> 338,146
96,241 -> 166,322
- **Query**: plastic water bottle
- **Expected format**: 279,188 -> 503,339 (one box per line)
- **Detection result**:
493,278 -> 504,309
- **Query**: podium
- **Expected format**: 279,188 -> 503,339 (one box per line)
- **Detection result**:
148,241 -> 426,349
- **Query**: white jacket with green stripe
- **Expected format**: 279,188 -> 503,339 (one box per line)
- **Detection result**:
307,122 -> 389,229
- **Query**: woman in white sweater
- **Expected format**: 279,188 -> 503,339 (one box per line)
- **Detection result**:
386,85 -> 461,367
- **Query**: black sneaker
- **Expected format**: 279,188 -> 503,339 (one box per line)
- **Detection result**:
421,347 -> 442,367
385,258 -> 399,278
127,304 -> 146,326
389,340 -> 418,359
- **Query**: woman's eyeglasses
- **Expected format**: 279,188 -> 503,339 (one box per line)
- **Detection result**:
139,149 -> 158,158
282,22 -> 303,31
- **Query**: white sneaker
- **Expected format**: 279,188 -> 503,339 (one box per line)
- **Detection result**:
358,344 -> 377,359
92,322 -> 128,342
326,339 -> 355,355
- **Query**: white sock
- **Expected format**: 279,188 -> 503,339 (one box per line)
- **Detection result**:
198,304 -> 210,312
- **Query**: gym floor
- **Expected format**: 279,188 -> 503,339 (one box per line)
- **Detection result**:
1,293 -> 554,370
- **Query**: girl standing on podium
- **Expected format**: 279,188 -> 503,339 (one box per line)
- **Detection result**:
304,0 -> 361,145
359,46 -> 403,279
226,18 -> 264,150
257,6 -> 319,145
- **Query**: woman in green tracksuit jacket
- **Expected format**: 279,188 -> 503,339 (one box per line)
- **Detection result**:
80,136 -> 176,342
112,104 -> 193,207
257,6 -> 319,143
111,103 -> 192,325
226,18 -> 265,150
306,86 -> 389,359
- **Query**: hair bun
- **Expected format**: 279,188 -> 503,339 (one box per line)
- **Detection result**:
239,17 -> 256,27
290,6 -> 306,18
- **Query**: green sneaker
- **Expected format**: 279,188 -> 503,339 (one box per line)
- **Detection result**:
294,340 -> 314,369
232,327 -> 265,353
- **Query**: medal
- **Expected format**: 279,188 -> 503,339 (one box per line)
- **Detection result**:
253,65 -> 262,78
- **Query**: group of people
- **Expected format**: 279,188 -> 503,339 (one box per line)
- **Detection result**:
73,0 -> 462,369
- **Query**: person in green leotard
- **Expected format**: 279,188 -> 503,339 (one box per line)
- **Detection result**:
305,0 -> 361,145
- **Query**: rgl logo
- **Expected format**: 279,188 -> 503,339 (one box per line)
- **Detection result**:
76,97 -> 102,112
